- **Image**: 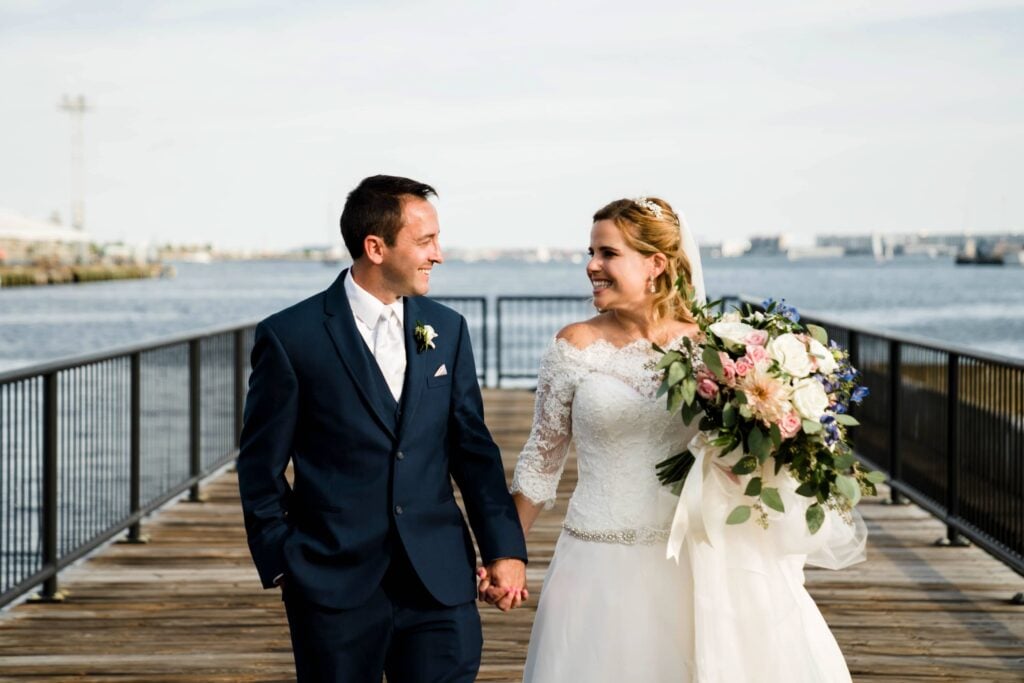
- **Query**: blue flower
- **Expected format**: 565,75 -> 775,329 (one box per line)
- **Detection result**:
851,386 -> 870,404
834,403 -> 848,414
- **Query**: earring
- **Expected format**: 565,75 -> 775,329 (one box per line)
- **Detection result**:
648,276 -> 656,294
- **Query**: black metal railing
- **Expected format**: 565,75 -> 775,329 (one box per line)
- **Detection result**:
0,322 -> 257,608
2,292 -> 1021,608
791,305 -> 1023,581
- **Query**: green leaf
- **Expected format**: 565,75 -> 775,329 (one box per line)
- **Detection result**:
655,351 -> 681,370
836,474 -> 861,506
667,386 -> 684,413
807,324 -> 829,347
726,505 -> 752,525
651,342 -> 666,355
795,481 -> 818,497
833,452 -> 856,471
769,423 -> 782,448
667,361 -> 686,387
806,504 -> 825,534
710,434 -> 735,447
760,487 -> 785,513
744,477 -> 762,497
835,414 -> 860,426
702,346 -> 725,381
732,456 -> 758,475
802,419 -> 822,434
680,401 -> 700,425
722,402 -> 737,427
734,390 -> 748,405
748,426 -> 772,464
656,376 -> 670,399
681,377 -> 697,405
865,470 -> 887,484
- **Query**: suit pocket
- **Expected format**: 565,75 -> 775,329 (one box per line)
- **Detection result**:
426,373 -> 451,389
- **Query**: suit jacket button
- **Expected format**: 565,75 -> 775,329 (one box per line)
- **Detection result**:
395,505 -> 404,515
395,451 -> 405,460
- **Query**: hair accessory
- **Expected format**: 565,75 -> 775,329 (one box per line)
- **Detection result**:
633,196 -> 663,219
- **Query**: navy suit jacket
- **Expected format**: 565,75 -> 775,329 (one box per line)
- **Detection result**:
237,270 -> 527,610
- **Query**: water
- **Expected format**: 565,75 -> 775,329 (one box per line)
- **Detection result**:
1,256 -> 1022,373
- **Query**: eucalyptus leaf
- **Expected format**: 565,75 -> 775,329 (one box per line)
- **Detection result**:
748,426 -> 772,463
702,346 -> 725,381
835,414 -> 860,426
656,376 -> 670,399
760,487 -> 785,513
744,477 -> 762,497
836,474 -> 862,506
802,419 -> 822,434
722,402 -> 737,427
667,362 -> 686,388
681,377 -> 697,405
732,456 -> 758,475
795,481 -> 818,497
807,324 -> 829,347
667,386 -> 684,413
680,401 -> 700,425
833,452 -> 856,471
655,351 -> 682,370
769,423 -> 782,448
806,504 -> 825,534
726,505 -> 752,525
865,470 -> 887,484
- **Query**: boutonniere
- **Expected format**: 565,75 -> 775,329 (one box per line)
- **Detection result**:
414,320 -> 438,353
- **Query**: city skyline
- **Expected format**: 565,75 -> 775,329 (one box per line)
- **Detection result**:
2,0 -> 1022,251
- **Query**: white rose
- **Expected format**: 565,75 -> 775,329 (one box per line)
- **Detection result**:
709,321 -> 757,349
791,378 -> 829,420
807,338 -> 836,374
768,333 -> 814,378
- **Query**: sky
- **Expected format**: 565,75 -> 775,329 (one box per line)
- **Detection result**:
1,0 -> 1022,251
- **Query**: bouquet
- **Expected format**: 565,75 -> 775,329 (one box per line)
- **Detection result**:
654,292 -> 883,534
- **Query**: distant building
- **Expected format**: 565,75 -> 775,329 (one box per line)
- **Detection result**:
746,235 -> 789,256
0,208 -> 91,264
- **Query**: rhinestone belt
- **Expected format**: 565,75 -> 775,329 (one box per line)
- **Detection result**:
562,524 -> 670,545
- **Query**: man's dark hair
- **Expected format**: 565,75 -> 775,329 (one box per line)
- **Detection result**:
340,175 -> 437,259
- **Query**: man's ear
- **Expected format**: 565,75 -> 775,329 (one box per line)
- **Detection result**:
363,235 -> 386,265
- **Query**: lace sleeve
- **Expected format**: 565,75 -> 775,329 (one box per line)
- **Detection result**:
511,339 -> 582,509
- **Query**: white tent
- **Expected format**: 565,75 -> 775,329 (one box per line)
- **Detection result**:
0,208 -> 91,243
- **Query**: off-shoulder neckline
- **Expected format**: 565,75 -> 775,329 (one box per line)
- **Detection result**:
553,333 -> 696,354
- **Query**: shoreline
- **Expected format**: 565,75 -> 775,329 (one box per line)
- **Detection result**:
0,263 -> 173,288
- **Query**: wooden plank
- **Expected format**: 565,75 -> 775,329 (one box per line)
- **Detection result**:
0,388 -> 1021,681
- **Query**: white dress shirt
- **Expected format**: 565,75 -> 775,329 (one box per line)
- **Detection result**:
344,269 -> 406,400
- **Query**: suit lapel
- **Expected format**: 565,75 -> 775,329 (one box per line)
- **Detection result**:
322,270 -> 397,440
397,296 -> 427,436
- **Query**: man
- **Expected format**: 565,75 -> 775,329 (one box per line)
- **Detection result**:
237,175 -> 528,682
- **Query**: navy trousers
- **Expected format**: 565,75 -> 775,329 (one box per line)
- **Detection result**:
283,545 -> 482,683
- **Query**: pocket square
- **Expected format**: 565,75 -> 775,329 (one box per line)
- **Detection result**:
433,364 -> 448,378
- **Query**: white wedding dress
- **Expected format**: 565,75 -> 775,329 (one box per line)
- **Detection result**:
512,336 -> 866,683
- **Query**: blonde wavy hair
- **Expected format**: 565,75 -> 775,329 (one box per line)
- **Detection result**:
592,197 -> 695,324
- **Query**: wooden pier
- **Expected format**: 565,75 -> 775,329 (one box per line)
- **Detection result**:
0,389 -> 1021,681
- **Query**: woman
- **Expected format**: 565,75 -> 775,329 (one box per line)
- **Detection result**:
510,197 -> 862,682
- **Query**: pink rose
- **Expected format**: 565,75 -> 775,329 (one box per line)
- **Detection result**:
744,330 -> 769,346
777,412 -> 802,440
697,378 -> 719,400
745,344 -> 770,367
718,352 -> 737,386
734,357 -> 754,377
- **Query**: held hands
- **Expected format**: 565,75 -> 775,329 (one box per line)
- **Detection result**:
476,558 -> 528,612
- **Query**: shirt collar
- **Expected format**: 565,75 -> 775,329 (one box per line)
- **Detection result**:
345,269 -> 404,327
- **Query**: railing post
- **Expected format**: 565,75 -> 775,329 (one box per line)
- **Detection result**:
937,353 -> 968,547
480,298 -> 489,389
33,371 -> 64,602
124,353 -> 148,543
234,329 -> 245,449
188,339 -> 205,502
886,339 -> 908,505
495,298 -> 503,389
